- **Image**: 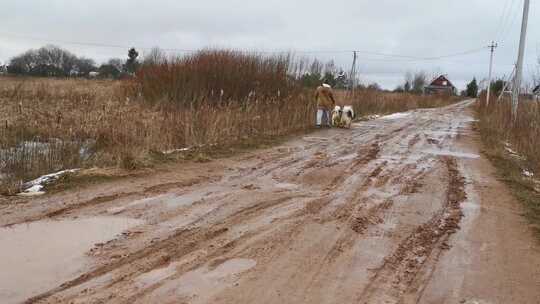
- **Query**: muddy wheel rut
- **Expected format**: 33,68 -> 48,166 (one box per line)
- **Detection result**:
357,157 -> 466,303
4,100 -> 540,304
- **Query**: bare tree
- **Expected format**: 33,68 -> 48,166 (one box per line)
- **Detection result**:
7,45 -> 95,77
404,71 -> 413,92
143,47 -> 167,66
412,71 -> 427,94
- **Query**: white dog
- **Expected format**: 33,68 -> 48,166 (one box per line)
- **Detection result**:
341,106 -> 355,129
332,106 -> 343,127
332,105 -> 355,129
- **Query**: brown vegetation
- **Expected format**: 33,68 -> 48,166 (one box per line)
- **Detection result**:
0,50 -> 460,195
342,90 -> 459,117
475,94 -> 540,236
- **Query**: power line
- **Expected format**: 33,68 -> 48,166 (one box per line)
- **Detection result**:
498,0 -> 521,45
0,31 -> 196,53
0,31 -> 488,62
494,0 -> 515,41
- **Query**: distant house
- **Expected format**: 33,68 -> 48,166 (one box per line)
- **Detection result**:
424,75 -> 457,95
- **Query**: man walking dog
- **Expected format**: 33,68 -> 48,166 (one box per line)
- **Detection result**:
315,82 -> 336,128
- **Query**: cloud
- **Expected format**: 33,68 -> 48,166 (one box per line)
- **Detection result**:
1,0 -> 538,89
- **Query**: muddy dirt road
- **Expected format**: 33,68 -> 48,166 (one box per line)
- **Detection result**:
1,100 -> 539,304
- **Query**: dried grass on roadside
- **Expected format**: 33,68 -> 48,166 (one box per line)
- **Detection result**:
0,51 -> 460,194
475,93 -> 540,237
341,90 -> 459,116
0,76 -> 314,194
475,93 -> 540,173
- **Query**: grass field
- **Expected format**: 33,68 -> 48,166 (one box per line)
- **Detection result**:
0,51 -> 460,195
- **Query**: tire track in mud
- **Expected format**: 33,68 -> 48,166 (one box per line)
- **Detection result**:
323,142 -> 381,192
27,129 -> 390,302
306,115 -> 436,269
320,162 -> 433,269
357,157 -> 466,304
19,108 -> 462,303
25,193 -> 307,303
3,178 -> 209,227
296,152 -> 437,297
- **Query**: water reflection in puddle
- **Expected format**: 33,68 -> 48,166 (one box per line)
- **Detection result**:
148,258 -> 257,303
422,149 -> 480,159
0,217 -> 142,303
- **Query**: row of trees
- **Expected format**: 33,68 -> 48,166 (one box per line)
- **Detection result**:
5,45 -> 140,78
464,77 -> 511,98
297,59 -> 385,91
4,45 -> 389,92
394,71 -> 428,94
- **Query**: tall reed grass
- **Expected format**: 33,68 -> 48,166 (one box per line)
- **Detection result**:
134,49 -> 299,103
0,50 -> 460,195
475,93 -> 540,173
342,90 -> 459,116
476,94 -> 540,236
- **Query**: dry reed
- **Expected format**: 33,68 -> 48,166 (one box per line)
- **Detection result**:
0,50 -> 460,194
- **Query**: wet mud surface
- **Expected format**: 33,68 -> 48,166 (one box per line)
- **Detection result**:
1,100 -> 539,303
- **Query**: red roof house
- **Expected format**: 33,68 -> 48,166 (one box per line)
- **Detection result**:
425,75 -> 457,95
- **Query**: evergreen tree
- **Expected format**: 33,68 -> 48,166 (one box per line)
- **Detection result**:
466,78 -> 479,97
125,47 -> 139,74
404,81 -> 411,92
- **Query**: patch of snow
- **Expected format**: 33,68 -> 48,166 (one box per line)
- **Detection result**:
336,153 -> 358,162
364,114 -> 381,120
163,147 -> 191,154
422,149 -> 480,159
379,112 -> 411,120
522,170 -> 534,178
18,169 -> 79,196
504,146 -> 519,155
18,185 -> 45,196
162,143 -> 218,155
503,142 -> 526,160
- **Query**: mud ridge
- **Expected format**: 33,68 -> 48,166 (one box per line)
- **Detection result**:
358,157 -> 466,303
25,193 -> 305,303
4,177 -> 209,227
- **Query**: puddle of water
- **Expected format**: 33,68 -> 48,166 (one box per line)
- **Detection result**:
231,199 -> 307,237
150,258 -> 256,303
303,137 -> 330,142
422,149 -> 480,159
379,112 -> 411,120
136,261 -> 181,288
274,182 -> 300,190
107,194 -> 175,214
0,217 -> 142,304
135,249 -> 209,289
336,153 -> 358,162
423,130 -> 457,137
165,186 -> 226,209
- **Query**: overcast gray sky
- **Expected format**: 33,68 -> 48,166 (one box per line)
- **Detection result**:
1,0 -> 538,90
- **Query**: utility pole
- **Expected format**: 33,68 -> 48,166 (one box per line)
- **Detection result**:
486,41 -> 497,105
512,0 -> 530,120
350,51 -> 357,97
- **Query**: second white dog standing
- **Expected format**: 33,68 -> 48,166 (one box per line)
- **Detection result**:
331,105 -> 355,129
341,106 -> 355,129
